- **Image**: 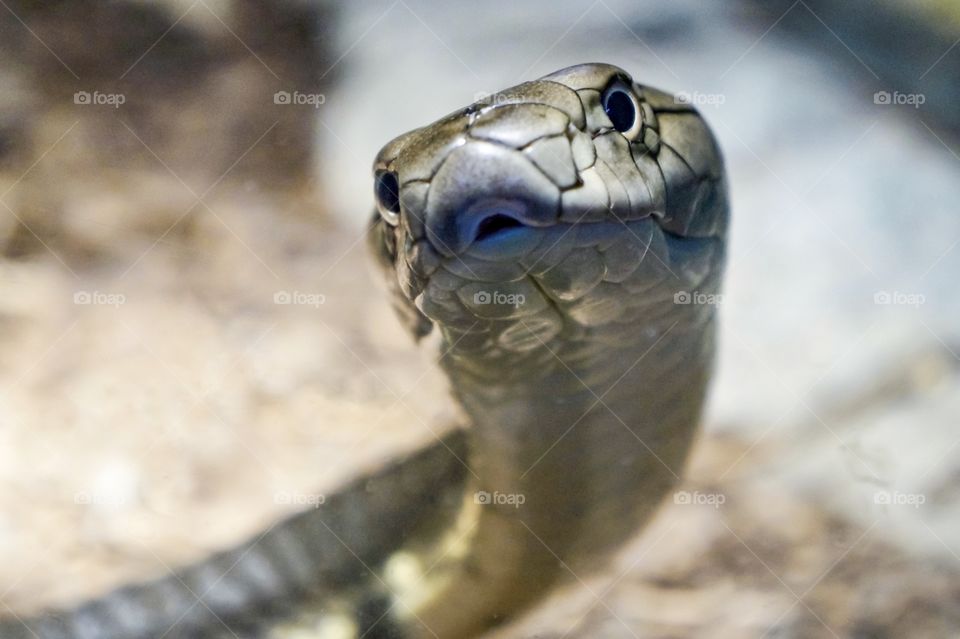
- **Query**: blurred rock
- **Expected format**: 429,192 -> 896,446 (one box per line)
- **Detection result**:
0,0 -> 337,259
743,0 -> 960,138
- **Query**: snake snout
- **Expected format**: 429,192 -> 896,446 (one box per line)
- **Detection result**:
424,141 -> 561,256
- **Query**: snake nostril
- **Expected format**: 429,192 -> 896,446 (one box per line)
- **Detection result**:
473,214 -> 525,242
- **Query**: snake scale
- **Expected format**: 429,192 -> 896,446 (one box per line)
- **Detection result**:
1,63 -> 728,639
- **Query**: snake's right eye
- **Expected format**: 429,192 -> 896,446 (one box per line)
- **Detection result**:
601,79 -> 643,142
375,170 -> 401,225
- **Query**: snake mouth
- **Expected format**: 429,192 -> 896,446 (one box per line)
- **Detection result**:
456,199 -> 551,261
474,214 -> 525,242
466,222 -> 541,264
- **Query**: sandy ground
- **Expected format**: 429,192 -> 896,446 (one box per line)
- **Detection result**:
0,187 -> 462,613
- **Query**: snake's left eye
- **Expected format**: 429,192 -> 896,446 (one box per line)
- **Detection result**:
375,170 -> 401,225
601,79 -> 643,142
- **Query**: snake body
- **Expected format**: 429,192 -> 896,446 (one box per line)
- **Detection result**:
0,63 -> 727,638
368,62 -> 727,637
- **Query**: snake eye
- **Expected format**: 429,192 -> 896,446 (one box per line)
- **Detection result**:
375,170 -> 401,225
601,79 -> 643,142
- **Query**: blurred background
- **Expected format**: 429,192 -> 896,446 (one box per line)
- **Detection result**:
1,1 -> 959,637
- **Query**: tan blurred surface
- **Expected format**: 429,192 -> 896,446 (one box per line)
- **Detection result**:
0,191 -> 459,613
0,0 -> 456,616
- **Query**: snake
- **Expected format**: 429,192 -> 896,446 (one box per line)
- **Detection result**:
0,62 -> 728,639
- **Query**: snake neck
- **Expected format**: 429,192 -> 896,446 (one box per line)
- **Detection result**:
446,319 -> 714,538
386,320 -> 714,638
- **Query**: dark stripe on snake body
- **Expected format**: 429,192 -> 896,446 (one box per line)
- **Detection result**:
0,432 -> 467,638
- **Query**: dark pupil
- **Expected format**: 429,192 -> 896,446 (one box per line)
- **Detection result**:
375,171 -> 401,213
604,90 -> 635,132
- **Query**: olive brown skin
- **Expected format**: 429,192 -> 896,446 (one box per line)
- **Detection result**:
369,62 -> 728,637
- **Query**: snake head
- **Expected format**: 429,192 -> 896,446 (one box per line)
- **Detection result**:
369,63 -> 728,374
